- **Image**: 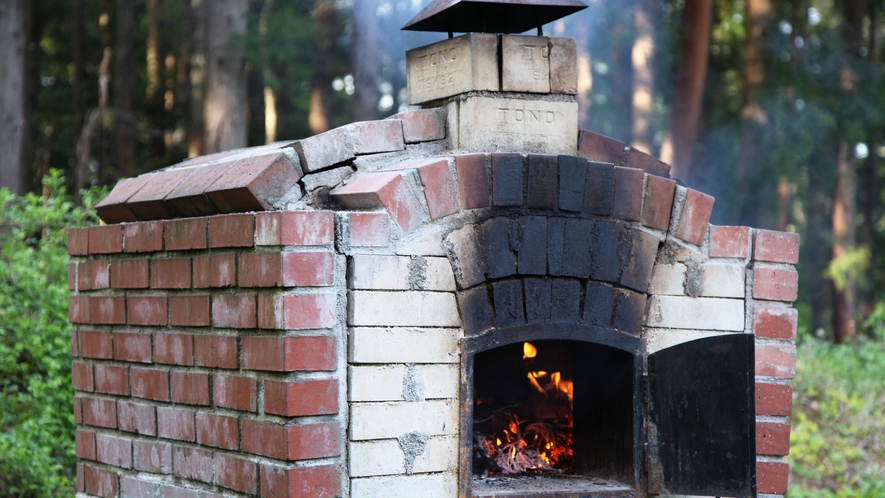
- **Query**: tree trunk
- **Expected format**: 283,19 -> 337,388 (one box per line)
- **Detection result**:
188,0 -> 207,157
862,2 -> 880,318
259,0 -> 277,144
575,18 -> 593,129
630,0 -> 654,154
0,0 -> 30,194
350,0 -> 381,122
309,0 -> 338,134
115,0 -> 136,178
146,0 -> 161,103
659,0 -> 712,181
204,0 -> 248,153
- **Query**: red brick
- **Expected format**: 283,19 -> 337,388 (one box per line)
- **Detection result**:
151,258 -> 192,289
72,361 -> 94,391
622,147 -> 671,177
415,158 -> 459,219
83,464 -> 119,498
69,262 -> 77,291
83,397 -> 117,428
165,163 -> 232,218
641,175 -> 676,231
757,460 -> 789,494
69,295 -> 91,324
171,371 -> 210,406
756,344 -> 797,378
709,225 -> 751,258
209,213 -> 255,248
126,168 -> 193,220
754,265 -> 799,302
158,406 -> 195,441
282,252 -> 335,287
352,120 -> 403,153
71,329 -> 79,357
96,433 -> 132,468
754,304 -> 798,340
455,153 -> 490,210
193,253 -> 237,288
205,152 -> 301,214
331,172 -> 425,232
756,382 -> 793,417
215,454 -> 258,494
76,428 -> 96,460
264,378 -> 338,417
349,212 -> 389,247
242,418 -> 287,459
120,476 -> 158,497
194,335 -> 238,369
124,221 -> 164,253
757,422 -> 791,456
80,330 -> 113,359
197,412 -> 239,450
95,176 -> 153,223
130,366 -> 170,401
393,108 -> 446,143
165,217 -> 208,250
133,440 -> 172,474
78,260 -> 110,290
90,295 -> 126,324
611,167 -> 644,221
675,188 -> 715,246
238,252 -> 283,287
127,295 -> 167,326
74,396 -> 83,424
76,463 -> 85,492
158,484 -> 206,498
256,211 -> 336,246
88,224 -> 124,254
110,259 -> 149,289
117,400 -> 157,435
173,445 -> 213,483
288,422 -> 340,460
94,364 -> 130,395
257,294 -> 337,330
212,294 -> 257,328
755,229 -> 800,264
154,333 -> 194,365
214,374 -> 257,412
169,295 -> 210,327
113,332 -> 152,363
260,464 -> 341,498
68,227 -> 90,255
242,335 -> 336,372
578,129 -> 626,164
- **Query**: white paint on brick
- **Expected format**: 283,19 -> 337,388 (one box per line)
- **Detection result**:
349,436 -> 457,477
349,291 -> 460,327
351,472 -> 458,497
349,364 -> 459,401
645,328 -> 735,354
701,262 -> 745,298
646,295 -> 745,331
425,258 -> 456,291
350,400 -> 457,440
350,255 -> 410,290
398,228 -> 447,256
648,264 -> 686,295
350,328 -> 460,364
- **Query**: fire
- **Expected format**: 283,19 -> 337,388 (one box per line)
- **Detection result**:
523,342 -> 537,359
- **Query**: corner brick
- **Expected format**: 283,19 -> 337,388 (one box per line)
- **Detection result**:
154,333 -> 194,365
287,422 -> 341,460
264,378 -> 339,417
71,329 -> 78,357
675,188 -> 715,246
76,428 -> 96,460
90,295 -> 126,324
257,293 -> 337,330
130,366 -> 170,401
331,172 -> 424,232
756,382 -> 792,416
260,464 -> 341,498
169,294 -> 211,327
754,265 -> 799,302
282,252 -> 335,287
204,152 -> 302,214
73,361 -> 94,391
94,364 -> 130,395
118,400 -> 157,435
165,217 -> 207,251
95,175 -> 151,223
392,108 -> 446,143
165,162 -> 232,217
173,445 -> 213,484
242,335 -> 336,372
209,213 -> 255,248
622,147 -> 671,177
158,406 -> 196,441
757,460 -> 789,494
113,332 -> 152,363
151,258 -> 192,289
577,129 -> 625,164
458,286 -> 494,336
126,168 -> 193,220
74,396 -> 83,423
641,175 -> 676,231
195,335 -> 238,369
455,154 -> 490,209
194,254 -> 236,288
756,344 -> 796,378
491,153 -> 524,207
212,294 -> 257,329
242,419 -> 288,460
757,421 -> 791,456
68,227 -> 90,256
349,212 -> 390,247
214,374 -> 257,412
215,454 -> 258,494
754,305 -> 798,340
197,412 -> 239,450
612,288 -> 647,336
127,295 -> 168,326
416,158 -> 459,220
755,229 -> 800,264
256,211 -> 335,246
124,221 -> 164,253
111,259 -> 149,289
710,225 -> 751,258
611,167 -> 644,221
171,371 -> 210,405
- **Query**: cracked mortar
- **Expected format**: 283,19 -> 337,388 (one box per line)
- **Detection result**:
397,431 -> 431,474
408,256 -> 428,290
402,364 -> 425,402
683,259 -> 704,298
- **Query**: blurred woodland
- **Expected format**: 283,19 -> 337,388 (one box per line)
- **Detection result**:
2,0 -> 885,494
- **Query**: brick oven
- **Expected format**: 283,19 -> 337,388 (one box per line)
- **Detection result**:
69,7 -> 799,498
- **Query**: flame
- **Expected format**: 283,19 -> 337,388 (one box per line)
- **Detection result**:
523,342 -> 537,359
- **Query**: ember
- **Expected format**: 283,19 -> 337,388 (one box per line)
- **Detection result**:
474,342 -> 575,476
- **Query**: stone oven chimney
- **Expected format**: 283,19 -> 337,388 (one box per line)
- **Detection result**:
70,4 -> 799,498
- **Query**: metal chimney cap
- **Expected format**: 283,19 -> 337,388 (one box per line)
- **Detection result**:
402,0 -> 587,34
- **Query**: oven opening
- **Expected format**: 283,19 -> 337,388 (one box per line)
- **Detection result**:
471,339 -> 636,497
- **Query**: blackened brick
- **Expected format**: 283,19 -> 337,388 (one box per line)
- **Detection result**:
527,154 -> 557,209
583,161 -> 614,216
619,228 -> 660,293
612,288 -> 647,336
547,218 -> 566,275
481,217 -> 515,279
458,286 -> 494,336
491,153 -> 523,207
583,282 -> 614,328
517,216 -> 547,275
551,279 -> 581,321
493,280 -> 524,328
590,221 -> 622,283
561,218 -> 593,278
558,155 -> 587,212
524,278 -> 551,322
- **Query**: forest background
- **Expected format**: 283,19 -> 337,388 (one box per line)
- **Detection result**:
2,0 -> 885,495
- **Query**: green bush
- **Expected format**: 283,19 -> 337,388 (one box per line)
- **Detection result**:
787,319 -> 885,497
0,171 -> 103,497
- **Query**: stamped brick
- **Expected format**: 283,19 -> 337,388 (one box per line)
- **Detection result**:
710,225 -> 751,258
